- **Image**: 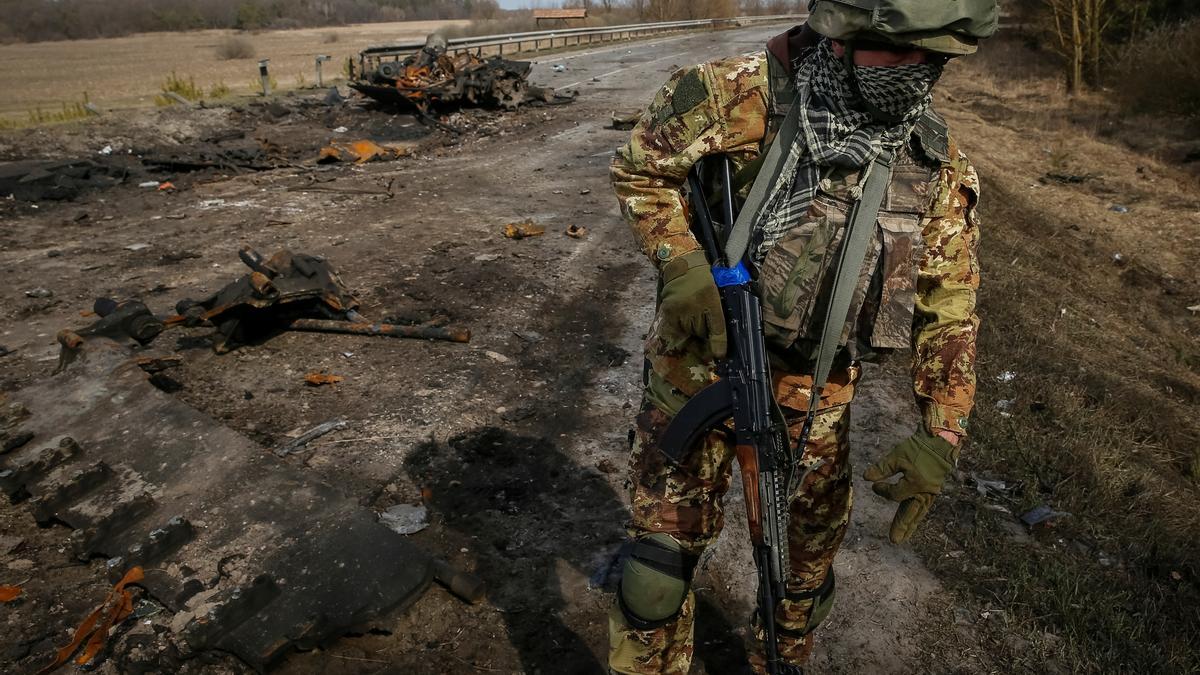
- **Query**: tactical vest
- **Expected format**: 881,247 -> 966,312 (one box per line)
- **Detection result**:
750,35 -> 952,362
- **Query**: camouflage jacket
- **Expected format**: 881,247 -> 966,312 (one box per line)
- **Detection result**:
611,52 -> 980,437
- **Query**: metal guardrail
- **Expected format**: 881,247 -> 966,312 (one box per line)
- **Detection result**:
359,14 -> 806,61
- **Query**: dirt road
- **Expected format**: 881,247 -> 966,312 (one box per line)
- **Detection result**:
1,24 -> 977,674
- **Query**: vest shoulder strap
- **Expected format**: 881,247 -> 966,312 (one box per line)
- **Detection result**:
765,48 -> 796,144
911,108 -> 951,165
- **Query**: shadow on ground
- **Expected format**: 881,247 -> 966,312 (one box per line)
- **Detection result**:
405,426 -> 752,674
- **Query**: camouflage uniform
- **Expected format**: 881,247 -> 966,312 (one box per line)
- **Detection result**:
609,50 -> 980,674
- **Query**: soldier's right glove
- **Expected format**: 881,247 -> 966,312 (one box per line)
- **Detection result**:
658,250 -> 727,359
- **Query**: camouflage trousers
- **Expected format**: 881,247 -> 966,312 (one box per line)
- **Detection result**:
609,367 -> 859,675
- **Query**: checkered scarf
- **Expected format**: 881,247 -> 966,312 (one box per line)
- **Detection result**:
750,41 -> 943,262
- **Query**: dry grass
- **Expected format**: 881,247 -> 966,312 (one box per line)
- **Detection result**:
1112,19 -> 1200,117
914,33 -> 1200,673
0,20 -> 468,122
154,71 -> 203,106
215,35 -> 256,60
0,93 -> 93,129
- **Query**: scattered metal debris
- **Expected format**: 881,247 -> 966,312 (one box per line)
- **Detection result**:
968,473 -> 1011,498
53,248 -> 471,374
35,567 -> 144,673
275,419 -> 348,456
0,159 -> 130,202
289,317 -> 470,343
173,247 -> 360,353
1020,505 -> 1071,528
609,110 -> 641,130
353,33 -> 574,115
503,219 -> 545,239
379,504 -> 429,535
56,299 -> 165,373
304,373 -> 344,387
317,139 -> 409,164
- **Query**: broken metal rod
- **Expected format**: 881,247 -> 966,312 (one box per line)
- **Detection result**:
274,419 -> 348,457
286,319 -> 470,344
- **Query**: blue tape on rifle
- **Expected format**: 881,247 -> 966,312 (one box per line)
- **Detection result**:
711,261 -> 750,288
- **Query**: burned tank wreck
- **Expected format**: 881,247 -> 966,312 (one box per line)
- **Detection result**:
351,34 -> 573,114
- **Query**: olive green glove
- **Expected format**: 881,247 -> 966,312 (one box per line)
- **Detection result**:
658,250 -> 727,359
863,431 -> 959,544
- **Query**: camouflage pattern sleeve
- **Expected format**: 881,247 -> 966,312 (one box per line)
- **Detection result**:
912,145 -> 981,438
611,55 -> 768,268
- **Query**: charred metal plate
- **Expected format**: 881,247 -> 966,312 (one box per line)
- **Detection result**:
3,339 -> 434,671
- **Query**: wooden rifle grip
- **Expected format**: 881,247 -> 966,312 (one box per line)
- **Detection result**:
735,444 -> 765,545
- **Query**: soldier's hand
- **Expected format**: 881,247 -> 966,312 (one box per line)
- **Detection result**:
863,431 -> 959,544
658,250 -> 727,359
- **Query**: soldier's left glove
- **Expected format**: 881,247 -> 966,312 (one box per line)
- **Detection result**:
863,431 -> 959,544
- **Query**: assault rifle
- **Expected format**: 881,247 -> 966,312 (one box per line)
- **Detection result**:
660,156 -> 798,675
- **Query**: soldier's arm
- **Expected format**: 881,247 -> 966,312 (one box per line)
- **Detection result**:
611,58 -> 766,267
912,149 -> 981,439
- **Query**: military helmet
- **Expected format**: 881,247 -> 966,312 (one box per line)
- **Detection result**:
807,0 -> 1000,56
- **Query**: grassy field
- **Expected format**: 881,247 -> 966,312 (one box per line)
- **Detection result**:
0,20 -> 468,122
920,33 -> 1200,673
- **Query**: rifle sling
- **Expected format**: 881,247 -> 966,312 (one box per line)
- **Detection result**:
722,91 -> 802,266
805,149 -> 896,419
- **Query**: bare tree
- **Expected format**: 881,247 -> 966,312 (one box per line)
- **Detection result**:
1044,0 -> 1113,91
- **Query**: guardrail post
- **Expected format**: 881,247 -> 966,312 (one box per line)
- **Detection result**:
258,59 -> 271,96
314,54 -> 331,88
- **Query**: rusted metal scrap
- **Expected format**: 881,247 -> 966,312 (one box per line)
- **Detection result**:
174,247 -> 471,350
56,299 -> 165,373
174,247 -> 361,353
53,247 -> 470,368
288,317 -> 471,343
352,33 -> 574,113
317,139 -> 409,164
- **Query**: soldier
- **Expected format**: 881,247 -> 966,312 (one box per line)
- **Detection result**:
608,1 -> 999,673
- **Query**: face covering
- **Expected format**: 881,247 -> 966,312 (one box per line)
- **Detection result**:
852,60 -> 945,125
749,40 -> 944,262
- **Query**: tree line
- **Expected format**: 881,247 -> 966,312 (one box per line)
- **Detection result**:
0,0 -> 503,42
0,0 -> 808,43
1022,0 -> 1200,92
0,0 -> 806,42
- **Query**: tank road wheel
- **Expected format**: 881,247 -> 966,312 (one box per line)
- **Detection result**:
493,74 -> 528,110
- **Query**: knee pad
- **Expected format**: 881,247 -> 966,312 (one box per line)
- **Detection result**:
617,533 -> 699,630
781,570 -> 836,637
